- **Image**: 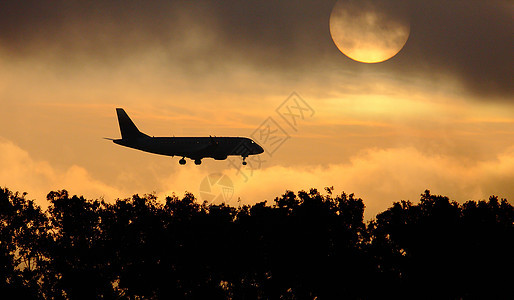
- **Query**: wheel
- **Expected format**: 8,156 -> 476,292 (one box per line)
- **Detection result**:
242,161 -> 247,165
194,159 -> 202,165
179,158 -> 186,165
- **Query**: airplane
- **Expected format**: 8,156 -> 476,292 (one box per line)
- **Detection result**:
106,108 -> 264,165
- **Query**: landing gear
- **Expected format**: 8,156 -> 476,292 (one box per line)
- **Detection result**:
179,157 -> 186,165
194,159 -> 202,165
242,156 -> 247,165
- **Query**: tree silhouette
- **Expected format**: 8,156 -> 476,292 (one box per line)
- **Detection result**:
45,190 -> 116,299
0,188 -> 48,298
371,190 -> 514,299
0,186 -> 512,299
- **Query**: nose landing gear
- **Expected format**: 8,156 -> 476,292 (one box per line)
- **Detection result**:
242,156 -> 247,165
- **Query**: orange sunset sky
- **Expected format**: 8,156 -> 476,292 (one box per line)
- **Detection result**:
1,0 -> 513,219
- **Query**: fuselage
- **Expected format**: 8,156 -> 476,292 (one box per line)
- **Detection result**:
114,136 -> 263,160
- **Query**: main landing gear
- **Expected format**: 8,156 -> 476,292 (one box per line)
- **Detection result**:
178,157 -> 245,165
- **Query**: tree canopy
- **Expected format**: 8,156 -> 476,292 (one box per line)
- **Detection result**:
0,187 -> 512,299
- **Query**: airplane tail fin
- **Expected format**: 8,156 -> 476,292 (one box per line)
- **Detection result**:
116,108 -> 148,139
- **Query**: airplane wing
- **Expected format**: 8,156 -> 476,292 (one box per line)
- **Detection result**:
182,138 -> 220,159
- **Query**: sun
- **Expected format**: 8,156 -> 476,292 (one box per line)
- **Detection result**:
329,0 -> 410,63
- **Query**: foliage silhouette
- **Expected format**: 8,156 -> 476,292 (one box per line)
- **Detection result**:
0,187 -> 512,299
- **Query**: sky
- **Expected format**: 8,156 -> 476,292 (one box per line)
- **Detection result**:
1,0 -> 513,219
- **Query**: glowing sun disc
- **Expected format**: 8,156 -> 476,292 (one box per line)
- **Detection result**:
329,0 -> 410,63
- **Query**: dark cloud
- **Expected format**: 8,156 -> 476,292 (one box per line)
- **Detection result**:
0,1 -> 187,60
0,0 -> 511,99
404,0 -> 513,99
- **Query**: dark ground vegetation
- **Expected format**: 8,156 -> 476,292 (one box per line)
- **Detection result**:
1,187 -> 512,299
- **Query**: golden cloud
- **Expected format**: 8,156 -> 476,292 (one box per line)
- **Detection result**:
0,138 -> 125,207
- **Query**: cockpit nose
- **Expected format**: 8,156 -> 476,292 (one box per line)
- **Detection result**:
255,143 -> 264,154
249,139 -> 264,154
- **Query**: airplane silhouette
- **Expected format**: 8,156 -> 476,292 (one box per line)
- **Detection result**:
106,108 -> 264,165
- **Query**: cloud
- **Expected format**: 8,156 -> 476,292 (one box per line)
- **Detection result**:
0,138 -> 125,207
0,0 -> 511,99
223,146 -> 514,219
403,0 -> 513,99
1,135 -> 513,220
